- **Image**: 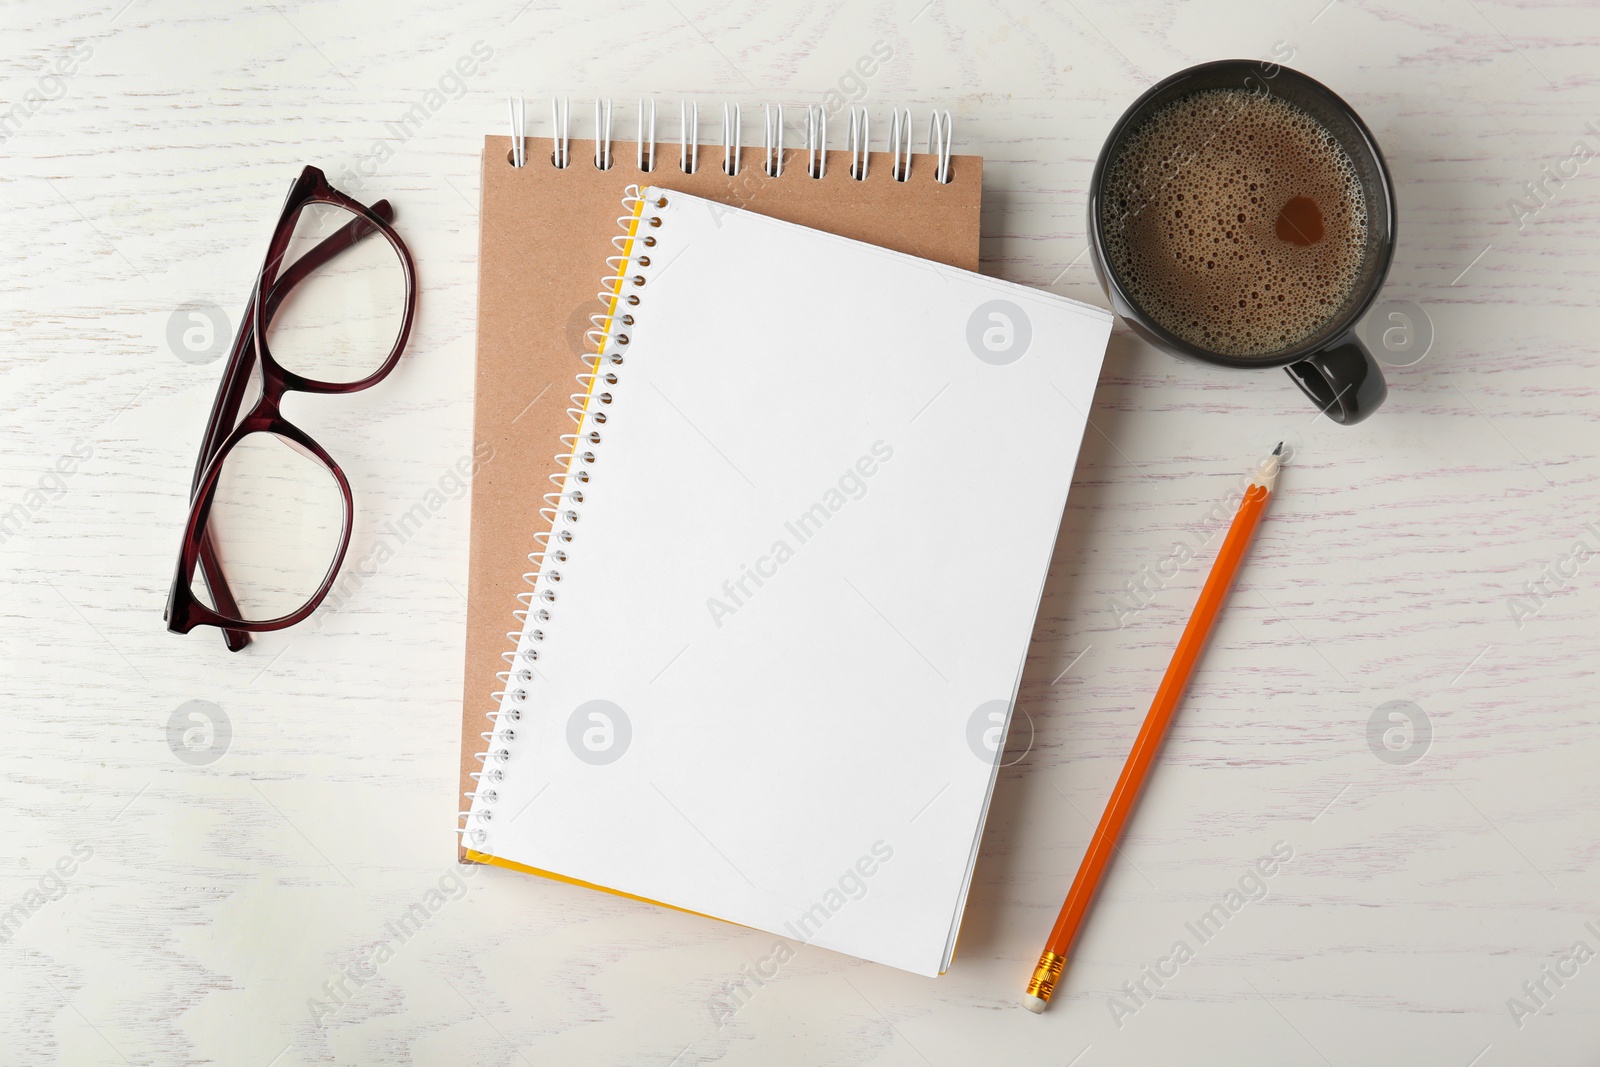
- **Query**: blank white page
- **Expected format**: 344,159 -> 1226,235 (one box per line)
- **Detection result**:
466,186 -> 1111,976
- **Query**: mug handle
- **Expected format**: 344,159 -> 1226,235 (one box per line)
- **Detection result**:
1284,335 -> 1387,425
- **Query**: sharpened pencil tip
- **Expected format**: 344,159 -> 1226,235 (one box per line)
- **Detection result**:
1273,441 -> 1283,456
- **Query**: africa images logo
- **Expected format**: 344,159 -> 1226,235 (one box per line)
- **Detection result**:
166,700 -> 231,766
167,301 -> 232,365
966,299 -> 1032,365
566,700 -> 632,765
1367,700 -> 1431,766
966,699 -> 1032,767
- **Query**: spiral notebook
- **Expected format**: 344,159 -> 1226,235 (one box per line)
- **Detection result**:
458,181 -> 1113,976
459,101 -> 982,863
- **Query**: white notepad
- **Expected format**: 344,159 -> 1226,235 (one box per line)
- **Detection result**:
462,186 -> 1112,976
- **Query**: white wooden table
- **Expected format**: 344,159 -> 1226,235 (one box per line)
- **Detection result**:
5,1 -> 1599,1063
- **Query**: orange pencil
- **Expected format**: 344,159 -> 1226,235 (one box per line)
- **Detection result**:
1023,443 -> 1282,1013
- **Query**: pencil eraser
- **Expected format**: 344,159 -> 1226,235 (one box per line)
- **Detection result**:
1021,993 -> 1048,1014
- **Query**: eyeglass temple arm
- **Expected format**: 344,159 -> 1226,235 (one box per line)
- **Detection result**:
187,199 -> 396,652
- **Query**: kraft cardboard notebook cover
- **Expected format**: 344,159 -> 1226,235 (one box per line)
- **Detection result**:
459,132 -> 983,862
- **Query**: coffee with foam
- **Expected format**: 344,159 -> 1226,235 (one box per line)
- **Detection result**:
1101,88 -> 1369,358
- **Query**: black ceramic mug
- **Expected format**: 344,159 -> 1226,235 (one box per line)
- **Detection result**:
1088,60 -> 1396,425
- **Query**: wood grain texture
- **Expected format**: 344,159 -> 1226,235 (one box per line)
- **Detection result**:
3,0 -> 1600,1064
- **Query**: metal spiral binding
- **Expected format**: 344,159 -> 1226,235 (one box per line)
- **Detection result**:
505,96 -> 958,184
763,103 -> 784,177
460,184 -> 664,852
724,102 -> 741,175
805,104 -> 827,178
681,100 -> 699,175
508,95 -> 526,168
888,108 -> 912,182
551,95 -> 570,168
928,110 -> 954,184
594,98 -> 613,171
638,96 -> 656,172
848,105 -> 870,180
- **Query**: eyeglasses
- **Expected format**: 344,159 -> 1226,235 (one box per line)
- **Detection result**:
165,166 -> 417,651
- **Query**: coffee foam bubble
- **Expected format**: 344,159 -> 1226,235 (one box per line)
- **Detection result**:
1102,88 -> 1369,357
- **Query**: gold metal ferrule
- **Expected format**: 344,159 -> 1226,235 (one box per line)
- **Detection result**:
1025,951 -> 1067,1001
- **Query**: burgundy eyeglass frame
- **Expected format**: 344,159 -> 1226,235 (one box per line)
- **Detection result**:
164,165 -> 417,650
